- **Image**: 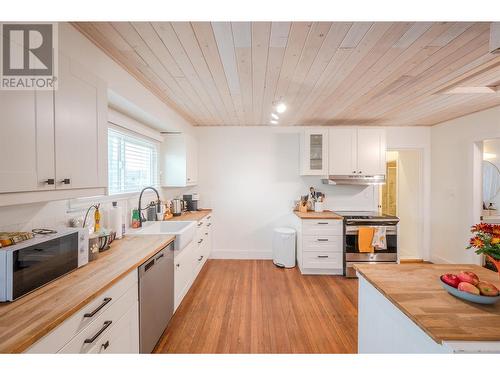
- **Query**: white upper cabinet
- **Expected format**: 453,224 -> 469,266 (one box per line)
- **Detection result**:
328,128 -> 357,176
161,133 -> 198,187
300,129 -> 329,175
55,54 -> 107,190
0,90 -> 55,193
356,128 -> 386,176
0,53 -> 107,201
328,128 -> 386,176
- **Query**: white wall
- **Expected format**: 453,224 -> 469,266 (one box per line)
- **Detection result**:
430,105 -> 500,264
196,126 -> 431,259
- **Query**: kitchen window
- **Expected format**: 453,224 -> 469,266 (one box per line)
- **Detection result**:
108,127 -> 159,195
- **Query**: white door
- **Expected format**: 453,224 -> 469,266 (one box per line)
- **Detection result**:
54,54 -> 107,190
328,128 -> 357,175
301,129 -> 328,175
0,90 -> 55,193
357,128 -> 386,175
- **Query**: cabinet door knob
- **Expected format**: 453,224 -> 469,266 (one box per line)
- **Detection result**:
43,178 -> 55,185
61,178 -> 71,184
101,340 -> 110,350
358,171 -> 362,174
352,171 -> 356,174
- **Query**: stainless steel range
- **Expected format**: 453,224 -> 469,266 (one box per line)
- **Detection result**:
335,211 -> 399,278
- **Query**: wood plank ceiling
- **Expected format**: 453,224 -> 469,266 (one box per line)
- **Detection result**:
72,22 -> 500,126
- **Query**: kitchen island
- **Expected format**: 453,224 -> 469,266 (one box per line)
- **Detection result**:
355,264 -> 500,353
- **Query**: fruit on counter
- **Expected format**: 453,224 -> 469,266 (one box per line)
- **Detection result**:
476,281 -> 500,297
458,282 -> 480,295
457,271 -> 480,286
441,274 -> 461,288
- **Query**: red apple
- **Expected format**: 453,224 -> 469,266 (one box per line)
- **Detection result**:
458,282 -> 480,295
441,274 -> 460,288
457,271 -> 480,286
477,281 -> 500,297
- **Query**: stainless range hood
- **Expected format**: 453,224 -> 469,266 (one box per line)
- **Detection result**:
322,175 -> 386,185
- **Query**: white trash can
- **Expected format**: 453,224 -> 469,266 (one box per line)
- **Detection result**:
272,227 -> 296,268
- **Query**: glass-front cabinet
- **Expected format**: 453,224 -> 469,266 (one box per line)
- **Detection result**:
300,129 -> 328,175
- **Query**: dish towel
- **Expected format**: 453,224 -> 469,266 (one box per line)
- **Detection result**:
372,227 -> 387,250
358,227 -> 375,253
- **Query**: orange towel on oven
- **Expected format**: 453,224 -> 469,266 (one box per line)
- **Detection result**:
358,227 -> 375,253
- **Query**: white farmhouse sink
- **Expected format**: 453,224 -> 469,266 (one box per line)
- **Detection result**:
132,221 -> 196,250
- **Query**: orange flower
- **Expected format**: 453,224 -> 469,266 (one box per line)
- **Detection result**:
470,236 -> 484,248
493,226 -> 500,236
471,223 -> 493,234
491,237 -> 500,245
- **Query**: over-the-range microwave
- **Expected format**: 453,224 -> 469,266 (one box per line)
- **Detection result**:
0,228 -> 89,302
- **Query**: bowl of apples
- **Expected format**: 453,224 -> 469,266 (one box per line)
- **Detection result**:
439,271 -> 500,304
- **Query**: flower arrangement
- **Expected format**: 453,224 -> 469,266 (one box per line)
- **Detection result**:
468,223 -> 500,273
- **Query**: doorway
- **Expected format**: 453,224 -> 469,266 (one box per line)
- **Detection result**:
379,149 -> 424,261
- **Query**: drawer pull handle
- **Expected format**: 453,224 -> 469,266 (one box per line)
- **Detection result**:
207,216 -> 212,219
198,255 -> 204,261
83,297 -> 112,318
197,222 -> 203,227
84,320 -> 112,344
207,223 -> 212,227
317,238 -> 329,242
205,232 -> 208,235
198,239 -> 203,244
102,340 -> 110,350
43,178 -> 55,185
317,255 -> 329,258
317,222 -> 328,225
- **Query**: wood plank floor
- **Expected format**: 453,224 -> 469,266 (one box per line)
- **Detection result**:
154,260 -> 358,354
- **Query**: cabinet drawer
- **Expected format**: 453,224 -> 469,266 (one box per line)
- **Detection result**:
302,251 -> 343,269
302,220 -> 342,236
85,301 -> 139,354
302,235 -> 343,252
26,270 -> 138,353
58,281 -> 138,353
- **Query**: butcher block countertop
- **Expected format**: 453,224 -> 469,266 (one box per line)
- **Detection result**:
167,208 -> 212,222
293,210 -> 343,220
355,263 -> 500,343
0,234 -> 175,353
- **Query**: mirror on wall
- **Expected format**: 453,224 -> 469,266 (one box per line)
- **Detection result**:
482,139 -> 500,214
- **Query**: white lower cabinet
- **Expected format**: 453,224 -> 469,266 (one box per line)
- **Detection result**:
294,218 -> 344,275
26,270 -> 139,354
174,240 -> 196,310
174,214 -> 213,311
85,302 -> 139,354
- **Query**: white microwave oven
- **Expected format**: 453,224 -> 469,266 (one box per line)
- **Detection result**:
0,228 -> 89,302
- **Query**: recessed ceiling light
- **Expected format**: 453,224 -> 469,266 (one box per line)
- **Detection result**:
276,103 -> 287,113
270,120 -> 278,125
271,113 -> 279,120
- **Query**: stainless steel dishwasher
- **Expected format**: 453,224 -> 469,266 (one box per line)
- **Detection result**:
138,242 -> 174,353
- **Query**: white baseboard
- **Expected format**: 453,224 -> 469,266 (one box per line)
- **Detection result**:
210,249 -> 273,260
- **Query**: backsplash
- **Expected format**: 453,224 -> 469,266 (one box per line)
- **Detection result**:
0,187 -> 194,233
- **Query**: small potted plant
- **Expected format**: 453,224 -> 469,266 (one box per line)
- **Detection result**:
467,223 -> 500,278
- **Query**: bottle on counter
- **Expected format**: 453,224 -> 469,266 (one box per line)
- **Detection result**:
109,201 -> 123,239
94,204 -> 101,233
131,208 -> 140,228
